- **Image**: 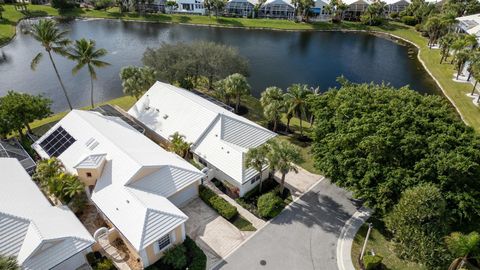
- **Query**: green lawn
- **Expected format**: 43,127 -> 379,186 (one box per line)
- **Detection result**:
351,221 -> 427,270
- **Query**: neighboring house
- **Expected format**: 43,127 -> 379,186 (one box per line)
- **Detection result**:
128,81 -> 277,197
171,0 -> 206,14
32,110 -> 204,268
457,13 -> 480,43
0,138 -> 36,175
258,0 -> 295,19
0,158 -> 95,270
384,0 -> 410,14
225,0 -> 257,17
343,0 -> 371,20
310,0 -> 331,21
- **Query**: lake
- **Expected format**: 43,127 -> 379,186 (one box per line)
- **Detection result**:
0,18 -> 439,112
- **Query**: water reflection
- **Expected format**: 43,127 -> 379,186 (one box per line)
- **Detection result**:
0,19 -> 439,112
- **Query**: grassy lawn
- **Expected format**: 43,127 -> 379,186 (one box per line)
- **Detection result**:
351,220 -> 427,270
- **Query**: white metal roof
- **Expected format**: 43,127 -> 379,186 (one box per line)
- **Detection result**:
457,13 -> 480,38
0,158 -> 94,270
32,110 -> 203,251
129,82 -> 277,185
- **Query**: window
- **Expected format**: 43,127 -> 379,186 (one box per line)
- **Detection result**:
250,173 -> 261,184
157,234 -> 171,251
86,172 -> 92,178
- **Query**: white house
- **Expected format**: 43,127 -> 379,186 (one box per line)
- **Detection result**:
384,0 -> 410,14
128,82 -> 277,197
343,0 -> 371,20
457,13 -> 480,43
310,0 -> 331,21
32,110 -> 204,268
170,0 -> 206,14
225,0 -> 257,17
0,158 -> 95,270
258,0 -> 295,19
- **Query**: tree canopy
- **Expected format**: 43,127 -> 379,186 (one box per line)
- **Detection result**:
120,65 -> 157,100
309,81 -> 480,223
142,41 -> 249,90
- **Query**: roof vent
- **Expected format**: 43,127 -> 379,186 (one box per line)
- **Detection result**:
89,141 -> 99,151
163,114 -> 169,120
126,200 -> 130,204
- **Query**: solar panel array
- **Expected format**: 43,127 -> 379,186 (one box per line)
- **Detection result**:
39,126 -> 76,157
92,105 -> 146,134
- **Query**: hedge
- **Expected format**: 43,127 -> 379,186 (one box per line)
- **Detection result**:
199,185 -> 238,220
184,237 -> 207,270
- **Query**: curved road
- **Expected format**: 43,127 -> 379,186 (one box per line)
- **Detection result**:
214,179 -> 361,270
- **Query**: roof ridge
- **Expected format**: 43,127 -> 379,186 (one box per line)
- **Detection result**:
160,82 -> 223,115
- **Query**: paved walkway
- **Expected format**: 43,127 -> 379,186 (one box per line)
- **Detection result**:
336,207 -> 373,270
97,234 -> 131,270
215,179 -> 360,270
181,198 -> 252,269
205,181 -> 266,230
274,166 -> 324,200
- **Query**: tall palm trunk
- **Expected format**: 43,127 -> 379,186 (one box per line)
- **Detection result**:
89,72 -> 95,108
286,116 -> 292,132
280,173 -> 286,194
48,51 -> 73,110
472,81 -> 478,95
299,115 -> 303,136
273,118 -> 278,132
236,95 -> 240,113
258,169 -> 263,193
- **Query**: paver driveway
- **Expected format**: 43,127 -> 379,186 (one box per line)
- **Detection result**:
214,179 -> 360,270
181,198 -> 253,269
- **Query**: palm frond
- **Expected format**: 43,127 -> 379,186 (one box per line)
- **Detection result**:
30,52 -> 43,70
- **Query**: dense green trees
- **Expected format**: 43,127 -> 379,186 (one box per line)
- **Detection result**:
0,256 -> 19,270
266,140 -> 303,193
285,84 -> 310,135
310,80 -> 480,223
119,65 -> 157,100
67,39 -> 110,108
385,184 -> 450,269
142,41 -> 248,90
217,73 -> 251,113
0,91 -> 52,138
445,231 -> 480,270
361,0 -> 386,26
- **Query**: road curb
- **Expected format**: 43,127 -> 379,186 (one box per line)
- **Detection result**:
336,207 -> 373,270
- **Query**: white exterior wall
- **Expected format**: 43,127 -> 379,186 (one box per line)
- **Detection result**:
51,249 -> 90,270
173,0 -> 205,14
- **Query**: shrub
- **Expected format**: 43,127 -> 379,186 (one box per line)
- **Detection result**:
51,0 -> 78,9
389,12 -> 399,19
161,245 -> 187,270
185,237 -> 207,270
93,0 -> 114,10
199,185 -> 238,220
363,255 -> 383,270
257,191 -> 283,218
94,258 -> 115,270
401,15 -> 417,26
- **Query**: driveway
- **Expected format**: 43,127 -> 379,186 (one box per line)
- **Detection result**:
274,167 -> 323,199
181,198 -> 253,269
214,179 -> 360,270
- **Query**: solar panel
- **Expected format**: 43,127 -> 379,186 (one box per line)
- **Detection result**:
39,126 -> 76,157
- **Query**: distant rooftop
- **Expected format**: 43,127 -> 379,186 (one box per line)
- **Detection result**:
0,139 -> 36,175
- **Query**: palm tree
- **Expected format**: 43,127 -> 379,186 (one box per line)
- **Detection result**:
260,87 -> 285,132
169,132 -> 191,158
33,157 -> 64,185
467,51 -> 480,82
62,174 -> 85,202
0,256 -> 19,270
222,73 -> 251,114
454,50 -> 470,80
245,144 -> 269,193
30,19 -> 73,110
266,140 -> 303,194
439,33 -> 456,64
67,39 -> 110,108
471,63 -> 480,96
445,231 -> 480,270
284,84 -> 310,136
424,15 -> 446,48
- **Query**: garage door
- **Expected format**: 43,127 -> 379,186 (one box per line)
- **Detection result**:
169,183 -> 198,207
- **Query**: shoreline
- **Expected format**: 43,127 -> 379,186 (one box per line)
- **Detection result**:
2,10 -> 472,130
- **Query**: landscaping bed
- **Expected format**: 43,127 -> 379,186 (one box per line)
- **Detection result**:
235,178 -> 293,220
146,236 -> 207,270
86,251 -> 116,270
198,185 -> 255,231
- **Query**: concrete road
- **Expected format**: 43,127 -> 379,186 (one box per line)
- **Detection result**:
214,179 -> 361,270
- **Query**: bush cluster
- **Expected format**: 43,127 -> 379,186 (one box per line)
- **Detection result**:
161,245 -> 187,270
184,237 -> 207,270
147,237 -> 206,270
199,185 -> 238,220
401,15 -> 417,26
257,191 -> 283,218
363,255 -> 383,270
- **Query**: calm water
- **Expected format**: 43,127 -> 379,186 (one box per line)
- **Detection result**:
0,18 -> 439,112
